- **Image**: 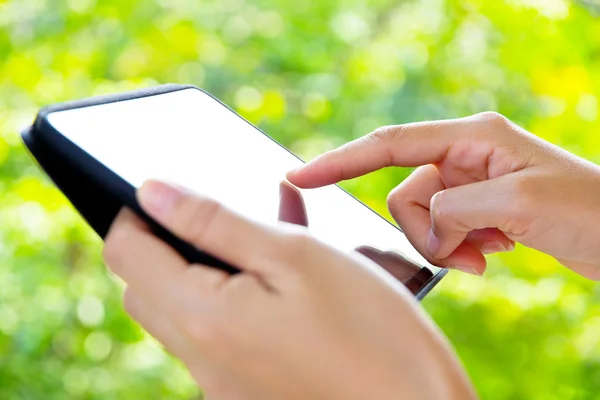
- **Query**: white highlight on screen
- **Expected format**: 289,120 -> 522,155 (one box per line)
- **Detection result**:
48,88 -> 435,271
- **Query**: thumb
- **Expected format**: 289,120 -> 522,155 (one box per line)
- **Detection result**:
426,176 -> 520,260
278,180 -> 309,227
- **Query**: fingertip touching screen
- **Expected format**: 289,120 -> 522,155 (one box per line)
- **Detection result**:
46,87 -> 441,295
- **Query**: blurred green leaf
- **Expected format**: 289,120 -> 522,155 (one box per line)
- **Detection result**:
2,0 -> 600,398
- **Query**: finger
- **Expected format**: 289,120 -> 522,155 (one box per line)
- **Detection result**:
104,208 -> 228,302
385,167 -> 513,255
387,165 -> 486,275
355,245 -> 434,294
427,176 -> 521,260
113,207 -> 150,232
278,180 -> 309,227
104,208 -> 187,292
287,116 -> 483,188
403,267 -> 434,295
465,229 -> 515,254
354,245 -> 421,283
136,180 -> 297,276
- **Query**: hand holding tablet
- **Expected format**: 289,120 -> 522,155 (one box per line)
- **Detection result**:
22,84 -> 445,298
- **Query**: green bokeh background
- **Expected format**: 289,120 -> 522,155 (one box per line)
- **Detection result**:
2,0 -> 600,398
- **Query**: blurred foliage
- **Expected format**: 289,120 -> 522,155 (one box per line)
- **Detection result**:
1,0 -> 600,398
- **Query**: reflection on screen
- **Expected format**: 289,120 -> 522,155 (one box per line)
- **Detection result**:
47,88 -> 439,292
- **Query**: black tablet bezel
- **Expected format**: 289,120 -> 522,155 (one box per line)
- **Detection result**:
23,83 -> 447,299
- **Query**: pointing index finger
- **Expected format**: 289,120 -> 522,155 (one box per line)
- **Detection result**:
287,117 -> 473,188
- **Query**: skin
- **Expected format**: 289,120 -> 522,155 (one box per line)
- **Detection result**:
104,181 -> 476,400
103,111 -> 600,399
279,180 -> 429,289
288,112 -> 600,279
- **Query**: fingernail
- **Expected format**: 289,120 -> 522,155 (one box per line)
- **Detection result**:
426,230 -> 440,257
138,181 -> 183,216
287,165 -> 304,176
481,240 -> 513,254
451,265 -> 483,276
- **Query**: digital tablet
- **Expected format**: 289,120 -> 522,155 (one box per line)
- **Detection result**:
21,84 -> 446,299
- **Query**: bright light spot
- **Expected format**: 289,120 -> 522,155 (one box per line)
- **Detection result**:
38,285 -> 69,315
234,86 -> 263,112
483,276 -> 534,311
84,331 -> 112,361
301,93 -> 331,120
559,292 -> 586,318
95,18 -> 123,40
0,306 -> 19,334
35,71 -> 65,103
538,95 -> 567,117
223,16 -> 253,43
348,40 -> 405,89
121,338 -> 166,370
8,109 -> 38,145
255,11 -> 285,38
66,0 -> 96,14
63,367 -> 90,395
89,367 -> 114,393
418,0 -> 445,34
17,201 -> 51,242
77,295 -> 105,327
198,37 -> 227,66
261,90 -> 286,119
388,0 -> 445,39
113,45 -> 150,78
454,20 -> 488,63
299,73 -> 342,99
576,94 -> 598,122
575,316 -> 600,359
531,278 -> 563,306
400,43 -> 429,70
330,11 -> 370,43
507,0 -> 570,20
221,0 -> 246,11
177,62 -> 205,85
495,277 -> 563,310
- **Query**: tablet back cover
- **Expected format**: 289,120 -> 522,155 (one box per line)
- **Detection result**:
22,127 -> 121,238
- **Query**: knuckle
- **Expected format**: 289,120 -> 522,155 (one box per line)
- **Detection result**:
369,125 -> 406,148
472,111 -> 512,130
386,185 -> 410,220
474,111 -> 507,123
178,196 -> 224,245
185,265 -> 228,294
370,125 -> 397,141
500,176 -> 537,236
429,190 -> 450,225
361,125 -> 404,166
429,190 -> 463,235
